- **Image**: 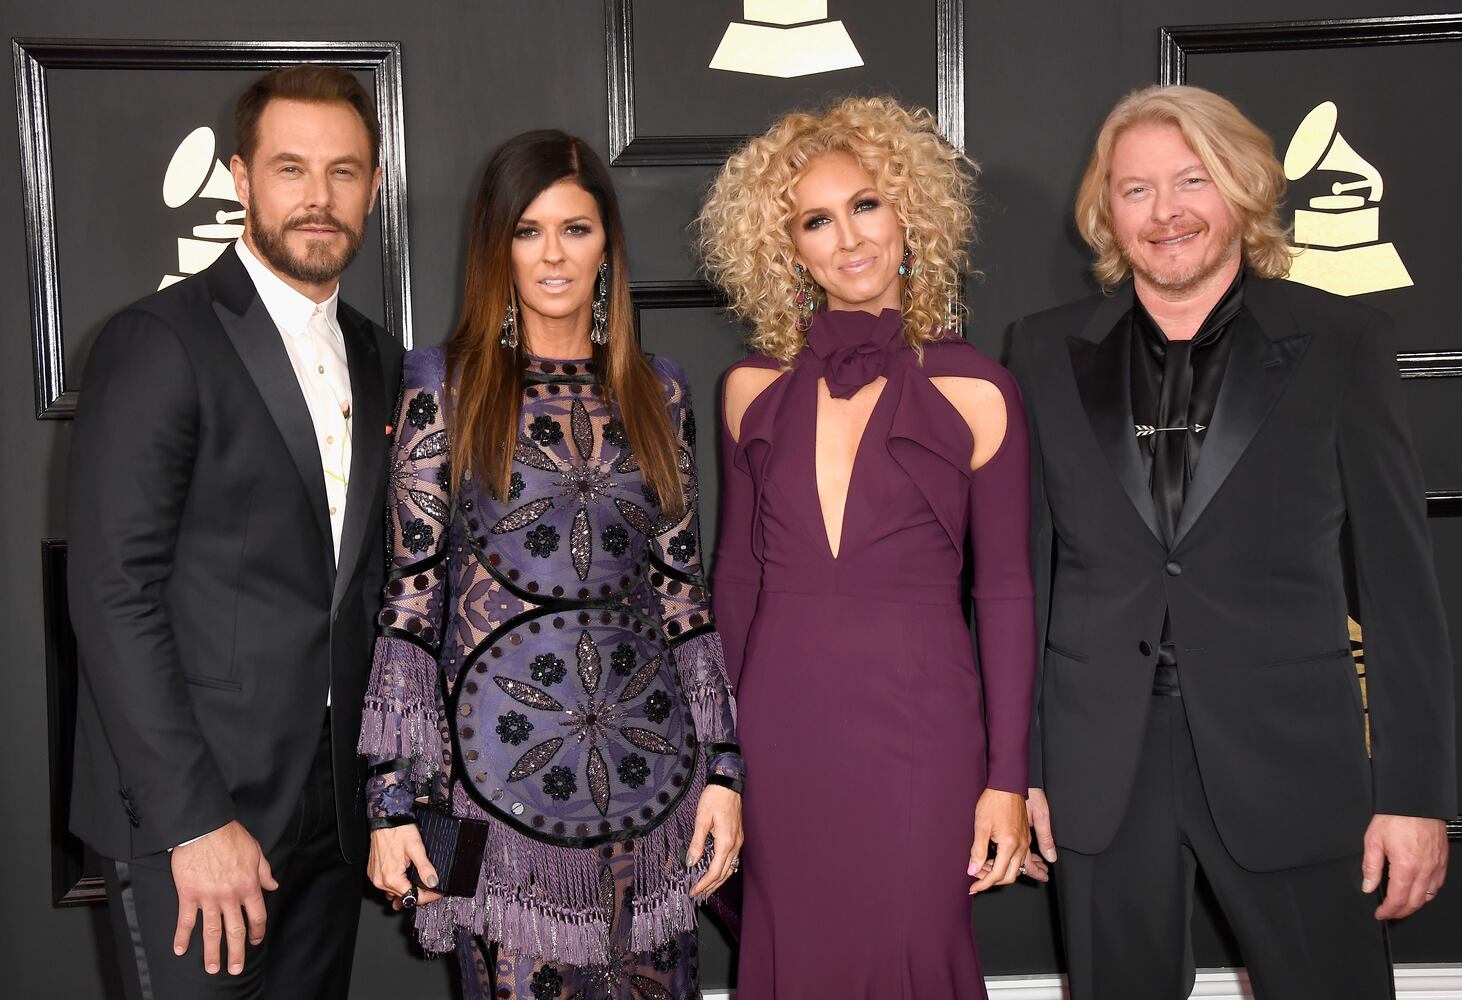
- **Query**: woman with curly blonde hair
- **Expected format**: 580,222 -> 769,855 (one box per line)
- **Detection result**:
696,96 -> 1036,998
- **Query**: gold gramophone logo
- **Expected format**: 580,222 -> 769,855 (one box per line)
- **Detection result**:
709,0 -> 863,78
1282,101 -> 1412,297
158,125 -> 245,289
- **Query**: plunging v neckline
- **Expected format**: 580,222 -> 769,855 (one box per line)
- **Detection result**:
813,374 -> 891,560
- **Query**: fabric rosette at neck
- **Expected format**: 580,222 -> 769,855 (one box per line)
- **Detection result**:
804,307 -> 906,398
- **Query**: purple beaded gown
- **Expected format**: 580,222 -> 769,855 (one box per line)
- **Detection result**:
360,347 -> 744,1000
712,309 -> 1036,1000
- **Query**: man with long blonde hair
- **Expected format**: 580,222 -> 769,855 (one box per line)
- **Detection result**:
1009,85 -> 1453,998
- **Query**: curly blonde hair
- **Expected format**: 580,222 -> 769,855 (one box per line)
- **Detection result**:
696,96 -> 977,364
1075,85 -> 1293,287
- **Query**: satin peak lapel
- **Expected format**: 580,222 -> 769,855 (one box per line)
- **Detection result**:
1068,296 -> 1164,545
214,295 -> 334,570
1171,315 -> 1310,548
333,308 -> 385,611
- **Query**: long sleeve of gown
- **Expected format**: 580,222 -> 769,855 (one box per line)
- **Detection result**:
709,368 -> 767,690
358,353 -> 452,828
650,360 -> 745,791
969,372 -> 1038,795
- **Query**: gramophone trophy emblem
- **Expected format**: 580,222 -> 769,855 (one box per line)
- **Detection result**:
158,126 -> 245,289
709,0 -> 863,79
1282,101 -> 1411,297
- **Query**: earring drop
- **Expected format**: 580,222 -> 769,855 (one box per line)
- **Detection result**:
589,260 -> 610,346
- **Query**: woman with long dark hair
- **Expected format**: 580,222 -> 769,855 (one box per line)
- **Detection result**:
360,130 -> 743,999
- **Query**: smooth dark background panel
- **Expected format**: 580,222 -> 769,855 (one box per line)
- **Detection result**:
4,1 -> 1459,996
632,0 -> 937,139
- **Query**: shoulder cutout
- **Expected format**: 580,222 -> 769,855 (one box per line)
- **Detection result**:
724,365 -> 785,444
929,376 -> 1008,471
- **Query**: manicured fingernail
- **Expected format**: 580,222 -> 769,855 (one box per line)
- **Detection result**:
1043,848 -> 1058,862
425,873 -> 438,888
1362,878 -> 1375,893
207,964 -> 219,974
174,945 -> 185,956
686,850 -> 697,867
966,861 -> 980,876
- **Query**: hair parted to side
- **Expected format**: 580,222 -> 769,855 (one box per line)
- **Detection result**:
1075,84 -> 1293,287
234,64 -> 381,168
444,130 -> 683,517
696,95 -> 977,364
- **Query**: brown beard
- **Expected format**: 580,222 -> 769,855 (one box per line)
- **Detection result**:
248,205 -> 365,285
1122,221 -> 1240,296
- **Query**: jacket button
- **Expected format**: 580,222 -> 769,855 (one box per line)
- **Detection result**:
1139,640 -> 1153,656
1165,560 -> 1182,576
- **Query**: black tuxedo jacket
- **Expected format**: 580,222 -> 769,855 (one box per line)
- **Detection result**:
67,248 -> 403,864
1009,276 -> 1455,872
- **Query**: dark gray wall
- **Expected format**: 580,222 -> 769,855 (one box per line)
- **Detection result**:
3,1 -> 1458,995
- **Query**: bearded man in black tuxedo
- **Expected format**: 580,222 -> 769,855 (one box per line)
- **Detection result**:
68,64 -> 403,998
1009,85 -> 1453,999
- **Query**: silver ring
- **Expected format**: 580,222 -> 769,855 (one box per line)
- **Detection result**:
1425,890 -> 1436,896
728,857 -> 740,873
1019,864 -> 1028,876
401,887 -> 418,910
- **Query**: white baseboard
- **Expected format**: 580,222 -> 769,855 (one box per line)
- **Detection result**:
701,964 -> 1462,999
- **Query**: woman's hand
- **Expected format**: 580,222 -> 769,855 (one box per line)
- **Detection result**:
368,825 -> 442,911
968,788 -> 1030,894
686,785 -> 743,898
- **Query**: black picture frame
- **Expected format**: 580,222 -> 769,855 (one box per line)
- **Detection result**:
13,38 -> 414,420
1161,14 -> 1462,839
42,539 -> 105,907
629,279 -> 729,336
606,0 -> 965,166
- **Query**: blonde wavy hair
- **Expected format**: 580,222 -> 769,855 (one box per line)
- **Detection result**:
1075,85 -> 1293,287
696,96 -> 977,363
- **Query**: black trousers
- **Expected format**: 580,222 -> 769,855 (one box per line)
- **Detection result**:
103,722 -> 363,1000
1055,695 -> 1394,1000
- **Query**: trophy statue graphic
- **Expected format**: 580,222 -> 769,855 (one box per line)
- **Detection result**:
1282,101 -> 1411,297
158,126 -> 245,290
709,0 -> 863,79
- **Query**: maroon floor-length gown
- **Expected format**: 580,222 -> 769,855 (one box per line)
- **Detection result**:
711,308 -> 1036,1000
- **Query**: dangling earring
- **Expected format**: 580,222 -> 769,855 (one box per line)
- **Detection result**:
793,263 -> 815,333
499,293 -> 519,349
899,246 -> 914,276
589,260 -> 610,346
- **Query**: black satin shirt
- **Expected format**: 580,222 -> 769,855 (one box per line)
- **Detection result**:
1129,268 -> 1247,694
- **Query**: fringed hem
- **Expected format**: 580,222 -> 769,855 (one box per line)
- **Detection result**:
412,758 -> 711,964
357,637 -> 444,783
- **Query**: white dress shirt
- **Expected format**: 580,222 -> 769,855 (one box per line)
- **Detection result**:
234,240 -> 353,562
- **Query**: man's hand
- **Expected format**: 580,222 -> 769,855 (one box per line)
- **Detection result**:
687,785 -> 743,898
1362,814 -> 1448,920
1019,786 -> 1057,882
368,825 -> 441,911
170,820 -> 278,975
969,788 -> 1030,894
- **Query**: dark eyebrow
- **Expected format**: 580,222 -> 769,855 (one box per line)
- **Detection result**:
797,187 -> 880,220
264,152 -> 366,169
518,214 -> 595,227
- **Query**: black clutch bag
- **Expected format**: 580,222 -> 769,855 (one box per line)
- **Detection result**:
407,802 -> 490,898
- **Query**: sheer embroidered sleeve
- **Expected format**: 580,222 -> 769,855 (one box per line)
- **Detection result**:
648,358 -> 744,792
968,367 -> 1038,794
358,349 -> 453,828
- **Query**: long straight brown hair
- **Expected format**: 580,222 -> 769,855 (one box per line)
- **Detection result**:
445,130 -> 682,516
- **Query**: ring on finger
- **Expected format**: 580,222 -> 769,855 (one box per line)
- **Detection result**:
1019,864 -> 1028,876
728,857 -> 740,873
